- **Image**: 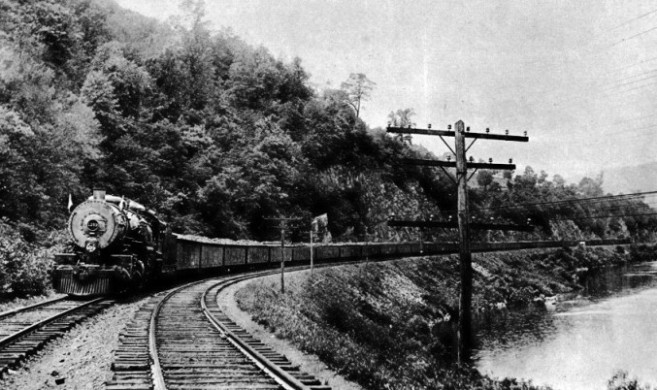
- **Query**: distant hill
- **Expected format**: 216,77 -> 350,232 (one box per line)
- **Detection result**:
603,162 -> 657,194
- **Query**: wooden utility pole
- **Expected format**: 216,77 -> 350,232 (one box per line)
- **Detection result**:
387,120 -> 529,364
454,120 -> 473,363
265,217 -> 300,293
279,223 -> 286,293
309,230 -> 314,276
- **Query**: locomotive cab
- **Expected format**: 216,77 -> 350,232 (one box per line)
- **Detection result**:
53,190 -> 168,296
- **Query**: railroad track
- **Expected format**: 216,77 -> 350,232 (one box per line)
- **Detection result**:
0,296 -> 113,377
107,271 -> 330,390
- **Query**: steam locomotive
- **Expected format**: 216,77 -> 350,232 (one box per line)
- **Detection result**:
53,190 -> 171,296
53,190 -> 629,297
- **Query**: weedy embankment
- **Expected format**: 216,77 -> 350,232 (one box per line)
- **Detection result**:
236,245 -> 650,390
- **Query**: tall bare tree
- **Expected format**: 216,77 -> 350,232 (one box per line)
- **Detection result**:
340,73 -> 375,119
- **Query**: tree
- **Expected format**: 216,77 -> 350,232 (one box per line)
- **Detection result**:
387,108 -> 415,127
476,170 -> 494,191
340,73 -> 375,120
388,108 -> 415,143
177,0 -> 214,111
553,174 -> 566,187
578,173 -> 604,197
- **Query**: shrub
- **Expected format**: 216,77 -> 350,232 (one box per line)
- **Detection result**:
607,371 -> 652,390
0,220 -> 64,298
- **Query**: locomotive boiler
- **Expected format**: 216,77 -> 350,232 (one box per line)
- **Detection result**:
53,190 -> 169,296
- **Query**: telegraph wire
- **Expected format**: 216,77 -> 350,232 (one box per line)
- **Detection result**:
610,25 -> 657,47
485,190 -> 657,210
542,71 -> 657,107
414,189 -> 657,218
552,82 -> 657,112
554,71 -> 657,105
598,69 -> 657,92
607,7 -> 657,32
549,210 -> 657,222
604,55 -> 657,75
462,191 -> 657,215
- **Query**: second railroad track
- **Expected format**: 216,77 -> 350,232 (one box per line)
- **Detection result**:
0,296 -> 114,377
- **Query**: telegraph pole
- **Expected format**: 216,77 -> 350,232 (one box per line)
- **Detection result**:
265,217 -> 300,293
309,229 -> 314,276
454,120 -> 473,362
279,222 -> 286,293
387,120 -> 529,364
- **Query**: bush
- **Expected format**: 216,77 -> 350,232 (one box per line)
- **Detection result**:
607,371 -> 652,390
629,244 -> 657,263
0,220 -> 64,298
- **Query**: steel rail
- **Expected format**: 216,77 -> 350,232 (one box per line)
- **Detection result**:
0,297 -> 107,350
201,276 -> 315,390
0,296 -> 68,321
149,281 -> 199,390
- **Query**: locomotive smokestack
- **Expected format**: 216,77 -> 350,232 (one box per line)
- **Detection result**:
93,189 -> 106,200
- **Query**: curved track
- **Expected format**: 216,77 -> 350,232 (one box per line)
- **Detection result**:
107,269 -> 330,390
0,297 -> 113,377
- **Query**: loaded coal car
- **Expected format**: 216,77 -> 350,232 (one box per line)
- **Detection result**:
53,190 -> 171,296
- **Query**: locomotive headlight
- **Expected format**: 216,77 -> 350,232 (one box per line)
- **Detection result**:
85,240 -> 98,253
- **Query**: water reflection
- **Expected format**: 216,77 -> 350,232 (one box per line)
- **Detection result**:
475,262 -> 657,390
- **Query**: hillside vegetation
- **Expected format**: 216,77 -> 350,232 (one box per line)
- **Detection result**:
1,0 -> 656,241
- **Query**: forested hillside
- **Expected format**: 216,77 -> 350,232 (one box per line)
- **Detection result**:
0,0 -> 655,244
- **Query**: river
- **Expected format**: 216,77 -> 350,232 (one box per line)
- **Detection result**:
474,261 -> 657,390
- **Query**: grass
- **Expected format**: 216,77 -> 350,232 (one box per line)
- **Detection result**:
236,245 -> 641,390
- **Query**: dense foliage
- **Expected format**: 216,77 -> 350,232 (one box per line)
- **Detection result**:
0,220 -> 63,298
0,0 -> 655,245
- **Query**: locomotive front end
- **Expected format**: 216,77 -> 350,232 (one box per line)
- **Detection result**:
53,190 -> 149,296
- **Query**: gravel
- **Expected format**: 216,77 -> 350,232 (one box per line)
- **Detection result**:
218,269 -> 363,390
0,296 -> 149,390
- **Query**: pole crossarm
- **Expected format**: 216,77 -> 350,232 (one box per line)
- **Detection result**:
463,132 -> 528,142
401,158 -> 516,170
387,219 -> 534,232
387,127 -> 453,137
387,126 -> 529,142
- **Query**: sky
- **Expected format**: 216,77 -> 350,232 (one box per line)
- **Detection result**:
115,0 -> 657,183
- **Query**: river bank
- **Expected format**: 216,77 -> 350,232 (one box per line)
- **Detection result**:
235,244 -> 648,389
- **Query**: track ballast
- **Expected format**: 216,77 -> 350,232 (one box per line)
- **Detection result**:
107,270 -> 330,390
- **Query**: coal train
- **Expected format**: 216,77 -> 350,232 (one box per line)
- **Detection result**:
53,190 -> 628,296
